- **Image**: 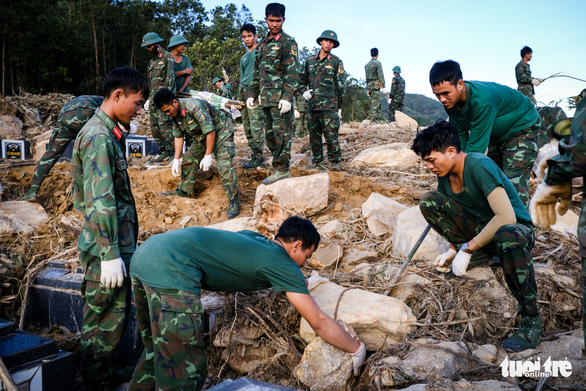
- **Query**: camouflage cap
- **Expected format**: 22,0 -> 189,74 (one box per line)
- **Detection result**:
212,77 -> 224,84
316,30 -> 339,48
392,66 -> 401,74
168,35 -> 189,49
141,32 -> 164,47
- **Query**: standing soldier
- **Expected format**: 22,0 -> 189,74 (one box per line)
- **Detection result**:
364,48 -> 386,123
71,66 -> 148,390
247,3 -> 299,185
141,32 -> 175,162
169,35 -> 193,94
21,95 -> 104,202
515,46 -> 544,105
213,77 -> 233,99
387,65 -> 405,123
154,88 -> 240,219
239,23 -> 266,169
300,30 -> 345,171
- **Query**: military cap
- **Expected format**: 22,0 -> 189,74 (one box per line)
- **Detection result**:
392,66 -> 402,74
212,77 -> 224,84
168,35 -> 189,49
141,32 -> 164,47
316,30 -> 339,48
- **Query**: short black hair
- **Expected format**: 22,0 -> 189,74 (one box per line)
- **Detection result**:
102,66 -> 149,100
275,216 -> 320,251
240,23 -> 256,35
266,3 -> 285,18
412,119 -> 461,158
429,60 -> 463,87
370,48 -> 378,57
153,88 -> 177,109
520,46 -> 532,58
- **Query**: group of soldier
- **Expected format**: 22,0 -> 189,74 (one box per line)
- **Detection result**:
14,1 -> 586,390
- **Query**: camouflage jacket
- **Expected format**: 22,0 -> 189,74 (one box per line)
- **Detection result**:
249,30 -> 299,107
57,95 -> 104,131
515,60 -> 534,94
217,84 -> 233,99
147,49 -> 176,101
171,98 -> 233,147
300,52 -> 345,111
389,74 -> 405,103
71,108 -> 138,261
365,58 -> 385,90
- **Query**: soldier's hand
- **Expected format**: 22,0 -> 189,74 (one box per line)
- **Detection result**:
199,154 -> 213,172
129,123 -> 138,134
246,97 -> 256,110
434,248 -> 457,267
302,89 -> 313,101
278,100 -> 292,114
531,78 -> 543,86
100,257 -> 126,289
529,181 -> 572,228
144,100 -> 150,111
452,248 -> 472,276
338,109 -> 342,119
350,341 -> 366,376
172,158 -> 182,177
294,109 -> 300,119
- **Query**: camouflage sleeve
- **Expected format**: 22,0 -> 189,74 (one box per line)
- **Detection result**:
378,62 -> 385,86
249,43 -> 262,100
165,53 -> 176,92
390,78 -> 397,99
516,63 -> 532,85
280,37 -> 299,103
299,59 -> 309,92
172,120 -> 185,139
336,59 -> 345,109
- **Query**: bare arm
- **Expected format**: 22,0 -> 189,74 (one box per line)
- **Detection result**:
204,131 -> 215,155
174,137 -> 184,159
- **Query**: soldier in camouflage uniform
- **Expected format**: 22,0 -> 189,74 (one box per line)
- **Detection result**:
413,119 -> 541,352
141,32 -> 175,162
430,60 -> 539,208
128,216 -> 366,391
530,89 -> 586,354
154,88 -> 240,219
239,23 -> 266,169
364,48 -> 386,123
213,77 -> 233,99
387,65 -> 405,123
71,66 -> 148,390
293,93 -> 308,137
21,95 -> 103,202
515,46 -> 544,105
300,30 -> 345,171
247,3 -> 299,185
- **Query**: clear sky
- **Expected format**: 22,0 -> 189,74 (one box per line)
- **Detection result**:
201,0 -> 586,114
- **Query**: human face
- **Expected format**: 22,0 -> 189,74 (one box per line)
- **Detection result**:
422,148 -> 456,177
160,100 -> 180,118
524,52 -> 533,62
319,39 -> 334,53
241,30 -> 257,49
289,242 -> 316,268
265,15 -> 284,36
175,44 -> 186,54
146,43 -> 159,58
431,80 -> 465,109
112,90 -> 145,124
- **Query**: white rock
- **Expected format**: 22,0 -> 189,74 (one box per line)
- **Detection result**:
0,201 -> 49,241
395,111 -> 418,130
392,206 -> 450,263
318,219 -> 345,239
0,116 -> 24,139
360,119 -> 371,127
340,245 -> 378,271
473,344 -> 498,364
290,153 -> 312,168
362,193 -> 408,237
465,267 -> 515,314
207,217 -> 258,232
306,240 -> 343,270
350,142 -> 420,169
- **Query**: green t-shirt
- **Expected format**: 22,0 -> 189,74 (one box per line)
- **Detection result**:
239,48 -> 256,88
130,228 -> 309,296
174,54 -> 193,92
445,81 -> 539,153
437,153 -> 532,225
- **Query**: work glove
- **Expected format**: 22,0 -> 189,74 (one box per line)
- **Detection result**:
246,97 -> 256,110
129,123 -> 138,134
381,88 -> 389,94
278,99 -> 292,114
351,341 -> 366,376
529,181 -> 572,228
171,158 -> 182,177
294,109 -> 300,119
531,78 -> 544,86
535,151 -> 559,181
302,89 -> 313,100
434,248 -> 457,273
451,248 -> 472,276
388,98 -> 392,104
100,257 -> 126,289
144,99 -> 150,111
199,154 -> 213,172
338,109 -> 342,119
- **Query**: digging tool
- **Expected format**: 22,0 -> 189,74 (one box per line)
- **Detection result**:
388,224 -> 431,289
0,355 -> 18,391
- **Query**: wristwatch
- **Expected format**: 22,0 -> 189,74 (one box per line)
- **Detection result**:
461,242 -> 473,254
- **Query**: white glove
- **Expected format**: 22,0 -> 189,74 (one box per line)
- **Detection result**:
338,109 -> 342,119
452,248 -> 472,276
381,88 -> 389,94
144,99 -> 150,111
529,181 -> 572,228
531,78 -> 543,86
100,257 -> 126,289
350,341 -> 366,376
171,158 -> 182,177
387,98 -> 392,104
129,123 -> 138,134
246,97 -> 256,110
278,99 -> 291,114
302,89 -> 313,100
199,154 -> 213,171
434,248 -> 457,267
294,109 -> 300,119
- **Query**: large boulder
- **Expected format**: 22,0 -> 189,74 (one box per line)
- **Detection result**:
306,239 -> 343,270
0,201 -> 49,241
0,116 -> 24,139
362,193 -> 408,237
207,217 -> 258,232
350,142 -> 419,169
394,111 -> 418,130
339,245 -> 378,272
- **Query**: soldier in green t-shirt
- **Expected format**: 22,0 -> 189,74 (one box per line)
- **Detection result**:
128,216 -> 366,391
412,119 -> 541,353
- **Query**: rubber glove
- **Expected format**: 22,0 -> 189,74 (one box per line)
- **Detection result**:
246,97 -> 256,110
199,154 -> 213,171
531,78 -> 543,86
388,98 -> 392,104
278,100 -> 291,114
529,181 -> 572,228
452,248 -> 472,276
101,257 -> 126,288
350,341 -> 366,376
302,89 -> 313,100
338,109 -> 342,119
294,109 -> 300,119
144,99 -> 150,111
171,158 -> 182,177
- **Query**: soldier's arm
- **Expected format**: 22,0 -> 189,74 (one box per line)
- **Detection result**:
249,44 -> 261,100
378,63 -> 385,88
165,53 -> 176,92
336,59 -> 346,109
390,78 -> 397,98
281,38 -> 299,103
299,59 -> 309,91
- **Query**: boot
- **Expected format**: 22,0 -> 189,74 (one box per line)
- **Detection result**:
262,170 -> 290,185
502,314 -> 542,352
313,161 -> 326,172
152,151 -> 171,163
20,187 -> 39,202
226,198 -> 240,219
330,163 -> 342,171
161,188 -> 188,197
243,155 -> 265,169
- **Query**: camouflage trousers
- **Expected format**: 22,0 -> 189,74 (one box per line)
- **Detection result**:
367,88 -> 385,123
178,124 -> 238,202
129,279 -> 206,391
295,110 -> 308,137
388,101 -> 404,122
262,106 -> 293,172
308,109 -> 341,164
487,129 -> 537,208
150,106 -> 174,155
238,87 -> 265,160
518,84 -> 537,105
79,250 -> 132,389
420,191 -> 539,316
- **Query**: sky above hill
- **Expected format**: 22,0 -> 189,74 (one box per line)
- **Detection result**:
200,0 -> 586,115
